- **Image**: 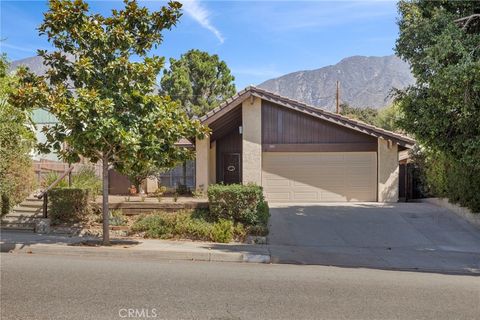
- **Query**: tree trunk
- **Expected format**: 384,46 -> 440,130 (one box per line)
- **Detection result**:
102,155 -> 110,245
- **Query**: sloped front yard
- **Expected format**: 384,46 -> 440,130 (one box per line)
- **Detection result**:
58,184 -> 269,244
129,184 -> 269,243
130,209 -> 266,243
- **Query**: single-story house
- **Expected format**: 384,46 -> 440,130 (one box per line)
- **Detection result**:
195,86 -> 415,203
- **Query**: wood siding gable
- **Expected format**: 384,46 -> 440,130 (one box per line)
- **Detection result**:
262,100 -> 377,152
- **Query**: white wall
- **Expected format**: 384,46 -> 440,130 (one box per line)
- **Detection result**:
377,138 -> 399,202
195,136 -> 210,192
242,97 -> 262,185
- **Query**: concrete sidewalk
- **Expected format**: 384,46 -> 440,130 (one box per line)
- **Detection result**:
0,231 -> 270,263
2,230 -> 480,274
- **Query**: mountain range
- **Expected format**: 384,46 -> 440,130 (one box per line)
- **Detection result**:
10,54 -> 414,111
9,55 -> 49,76
258,55 -> 414,111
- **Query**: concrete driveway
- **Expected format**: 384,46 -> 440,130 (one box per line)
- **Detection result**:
268,202 -> 480,274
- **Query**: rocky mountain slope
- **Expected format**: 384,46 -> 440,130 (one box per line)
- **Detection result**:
10,54 -> 414,111
258,55 -> 414,111
9,55 -> 48,76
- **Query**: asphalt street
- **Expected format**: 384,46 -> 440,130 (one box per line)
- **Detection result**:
1,253 -> 479,320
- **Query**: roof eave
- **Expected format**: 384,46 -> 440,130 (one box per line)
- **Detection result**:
200,86 -> 416,148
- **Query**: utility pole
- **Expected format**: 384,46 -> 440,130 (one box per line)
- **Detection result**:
336,81 -> 340,114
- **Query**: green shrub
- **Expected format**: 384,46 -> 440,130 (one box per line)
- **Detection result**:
0,152 -> 35,216
42,167 -> 101,195
233,222 -> 247,239
0,62 -> 36,217
48,188 -> 91,224
72,167 -> 102,195
109,209 -> 127,226
246,224 -> 269,237
1,194 -> 10,216
207,183 -> 269,226
154,186 -> 167,202
211,219 -> 234,243
131,210 -> 243,243
42,171 -> 68,189
422,150 -> 480,213
257,201 -> 270,226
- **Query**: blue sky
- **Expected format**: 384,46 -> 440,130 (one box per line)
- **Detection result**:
0,0 -> 400,89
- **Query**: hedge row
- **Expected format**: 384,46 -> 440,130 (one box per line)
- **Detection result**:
48,188 -> 92,224
422,151 -> 480,213
207,183 -> 269,226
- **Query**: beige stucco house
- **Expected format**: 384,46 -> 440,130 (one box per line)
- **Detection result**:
195,86 -> 415,203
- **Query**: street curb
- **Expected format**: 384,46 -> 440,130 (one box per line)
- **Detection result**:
0,242 -> 271,264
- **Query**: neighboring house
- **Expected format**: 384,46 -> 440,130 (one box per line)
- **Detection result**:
30,107 -> 190,194
31,109 -> 59,162
195,86 -> 415,203
108,139 -> 195,195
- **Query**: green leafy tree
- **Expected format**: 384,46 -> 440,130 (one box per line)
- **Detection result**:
376,103 -> 402,132
395,1 -> 480,211
395,1 -> 480,164
339,103 -> 379,125
340,103 -> 402,132
10,0 -> 207,244
160,49 -> 235,188
160,49 -> 236,118
0,55 -> 35,215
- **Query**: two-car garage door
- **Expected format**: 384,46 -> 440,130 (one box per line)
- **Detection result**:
262,152 -> 377,202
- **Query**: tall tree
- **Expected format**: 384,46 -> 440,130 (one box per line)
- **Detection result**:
11,0 -> 207,244
395,0 -> 480,165
161,49 -> 235,188
160,49 -> 236,118
0,55 -> 35,215
395,1 -> 480,211
340,103 -> 402,132
339,103 -> 379,126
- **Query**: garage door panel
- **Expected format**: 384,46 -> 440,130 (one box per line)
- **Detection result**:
262,152 -> 376,202
292,175 -> 343,185
265,192 -> 292,201
263,179 -> 290,187
293,192 -> 319,201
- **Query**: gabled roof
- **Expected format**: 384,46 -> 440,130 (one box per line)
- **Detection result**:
200,86 -> 415,148
175,138 -> 194,148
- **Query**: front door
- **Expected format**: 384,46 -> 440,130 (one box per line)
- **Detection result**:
222,153 -> 241,184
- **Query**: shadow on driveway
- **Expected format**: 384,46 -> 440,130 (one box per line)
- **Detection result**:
267,202 -> 480,275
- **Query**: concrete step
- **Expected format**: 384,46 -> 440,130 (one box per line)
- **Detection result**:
24,197 -> 43,203
5,214 -> 43,220
0,223 -> 36,232
19,200 -> 44,208
2,215 -> 42,223
13,206 -> 42,214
